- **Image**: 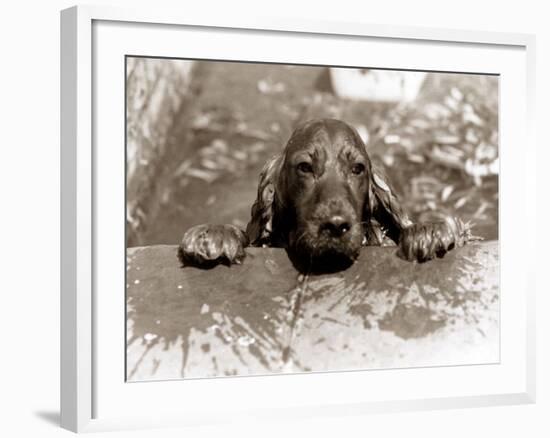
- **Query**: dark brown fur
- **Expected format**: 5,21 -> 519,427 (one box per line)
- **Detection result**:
179,119 -> 461,271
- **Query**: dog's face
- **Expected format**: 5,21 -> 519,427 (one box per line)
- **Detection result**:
275,119 -> 371,264
246,118 -> 411,271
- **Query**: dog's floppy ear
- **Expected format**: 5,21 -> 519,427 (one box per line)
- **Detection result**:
366,162 -> 412,244
246,154 -> 283,246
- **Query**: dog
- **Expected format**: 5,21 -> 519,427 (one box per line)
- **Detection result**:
178,118 -> 466,272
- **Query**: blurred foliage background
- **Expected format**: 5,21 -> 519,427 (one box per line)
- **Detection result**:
126,59 -> 498,247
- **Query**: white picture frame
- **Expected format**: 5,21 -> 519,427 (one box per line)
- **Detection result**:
60,4 -> 536,433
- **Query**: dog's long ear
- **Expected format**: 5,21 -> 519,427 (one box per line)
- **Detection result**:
366,162 -> 412,244
246,154 -> 283,246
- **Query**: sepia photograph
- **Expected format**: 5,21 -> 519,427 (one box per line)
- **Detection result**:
125,57 -> 499,382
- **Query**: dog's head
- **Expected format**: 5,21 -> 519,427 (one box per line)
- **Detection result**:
247,118 -> 411,271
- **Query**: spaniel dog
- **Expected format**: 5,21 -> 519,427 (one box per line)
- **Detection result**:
178,118 -> 471,272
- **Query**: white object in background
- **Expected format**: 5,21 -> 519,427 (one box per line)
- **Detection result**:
330,68 -> 427,102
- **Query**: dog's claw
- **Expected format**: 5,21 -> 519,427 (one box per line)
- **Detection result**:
398,218 -> 475,262
179,224 -> 248,267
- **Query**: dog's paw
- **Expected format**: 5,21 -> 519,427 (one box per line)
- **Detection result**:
398,221 -> 457,263
178,224 -> 249,267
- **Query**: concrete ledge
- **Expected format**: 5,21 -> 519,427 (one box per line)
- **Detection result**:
126,242 -> 499,381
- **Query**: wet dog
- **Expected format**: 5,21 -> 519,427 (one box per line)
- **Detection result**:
179,118 -> 465,272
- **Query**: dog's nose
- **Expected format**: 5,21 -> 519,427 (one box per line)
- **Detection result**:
320,215 -> 351,237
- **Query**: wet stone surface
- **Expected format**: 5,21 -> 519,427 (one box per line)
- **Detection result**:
126,242 -> 499,381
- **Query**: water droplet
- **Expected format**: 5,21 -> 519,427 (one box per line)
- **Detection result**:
237,335 -> 256,347
143,333 -> 157,343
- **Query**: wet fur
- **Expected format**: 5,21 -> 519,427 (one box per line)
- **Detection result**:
179,118 -> 459,271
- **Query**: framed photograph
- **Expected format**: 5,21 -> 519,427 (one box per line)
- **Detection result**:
61,5 -> 536,433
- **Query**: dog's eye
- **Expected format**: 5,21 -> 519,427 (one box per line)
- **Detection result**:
351,163 -> 365,175
297,162 -> 314,174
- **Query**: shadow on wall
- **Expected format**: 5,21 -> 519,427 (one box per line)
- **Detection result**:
34,411 -> 60,427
